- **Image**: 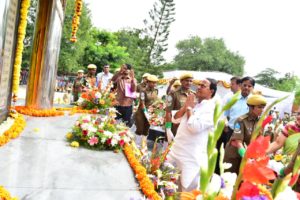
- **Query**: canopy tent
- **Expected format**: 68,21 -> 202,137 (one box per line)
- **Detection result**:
161,70 -> 294,117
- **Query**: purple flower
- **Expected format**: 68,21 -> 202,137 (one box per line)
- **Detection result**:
221,177 -> 226,188
242,195 -> 268,200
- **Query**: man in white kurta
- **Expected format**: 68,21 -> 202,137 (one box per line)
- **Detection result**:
167,78 -> 217,192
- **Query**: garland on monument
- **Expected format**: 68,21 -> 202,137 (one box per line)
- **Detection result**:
70,0 -> 83,42
14,106 -> 64,117
0,186 -> 18,200
12,0 -> 31,102
0,110 -> 26,147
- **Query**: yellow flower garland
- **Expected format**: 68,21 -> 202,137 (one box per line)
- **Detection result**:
14,106 -> 64,117
0,186 -> 18,200
0,113 -> 26,147
157,78 -> 231,88
12,0 -> 31,102
123,144 -> 162,200
70,0 -> 83,42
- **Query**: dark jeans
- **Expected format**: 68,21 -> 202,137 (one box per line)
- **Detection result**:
215,126 -> 233,174
115,105 -> 133,127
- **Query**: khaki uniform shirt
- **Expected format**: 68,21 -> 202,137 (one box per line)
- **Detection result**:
166,87 -> 194,112
137,82 -> 147,93
73,77 -> 84,93
166,87 -> 195,134
140,88 -> 158,108
84,75 -> 97,90
135,87 -> 158,135
224,113 -> 259,174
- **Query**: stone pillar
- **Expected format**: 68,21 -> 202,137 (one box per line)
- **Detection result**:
0,0 -> 20,122
26,0 -> 64,109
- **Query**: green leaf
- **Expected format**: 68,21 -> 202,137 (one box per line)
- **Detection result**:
283,133 -> 300,154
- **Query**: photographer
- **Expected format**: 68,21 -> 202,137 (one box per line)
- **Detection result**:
111,64 -> 137,126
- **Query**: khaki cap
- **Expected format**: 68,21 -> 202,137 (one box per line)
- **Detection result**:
180,73 -> 193,80
87,64 -> 97,69
247,95 -> 267,106
147,75 -> 158,82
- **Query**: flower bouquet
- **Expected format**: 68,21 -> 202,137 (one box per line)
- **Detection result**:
139,140 -> 180,199
77,89 -> 117,115
67,113 -> 133,152
148,100 -> 166,127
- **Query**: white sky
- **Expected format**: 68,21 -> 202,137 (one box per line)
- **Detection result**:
84,0 -> 300,77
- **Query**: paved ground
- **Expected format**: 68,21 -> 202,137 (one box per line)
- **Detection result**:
1,86 -> 143,200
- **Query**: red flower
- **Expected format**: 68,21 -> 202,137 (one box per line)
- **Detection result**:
246,136 -> 270,159
119,139 -> 125,146
106,138 -> 112,145
82,130 -> 88,136
289,173 -> 300,186
236,181 -> 259,200
243,157 -> 276,184
262,115 -> 273,128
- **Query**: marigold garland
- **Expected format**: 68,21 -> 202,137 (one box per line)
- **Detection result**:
157,78 -> 231,88
68,106 -> 98,115
12,0 -> 31,102
70,0 -> 83,42
123,144 -> 162,200
0,113 -> 26,147
14,106 -> 64,117
55,107 -> 98,115
0,186 -> 18,200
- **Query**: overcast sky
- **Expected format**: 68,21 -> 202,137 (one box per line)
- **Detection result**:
84,0 -> 300,77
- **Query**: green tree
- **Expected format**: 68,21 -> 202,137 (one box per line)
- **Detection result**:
172,36 -> 245,76
115,28 -> 155,80
58,0 -> 93,74
143,0 -> 176,66
255,69 -> 300,92
255,68 -> 279,88
274,73 -> 300,92
81,29 -> 129,73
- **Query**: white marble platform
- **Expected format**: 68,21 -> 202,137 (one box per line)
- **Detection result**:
0,114 -> 143,200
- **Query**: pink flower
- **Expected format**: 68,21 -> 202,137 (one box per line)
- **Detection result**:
119,132 -> 126,137
88,136 -> 99,146
119,139 -> 125,146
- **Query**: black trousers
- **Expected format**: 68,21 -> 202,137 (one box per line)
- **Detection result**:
215,126 -> 233,174
115,105 -> 133,127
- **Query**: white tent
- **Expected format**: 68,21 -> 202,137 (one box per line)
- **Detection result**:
162,70 -> 294,117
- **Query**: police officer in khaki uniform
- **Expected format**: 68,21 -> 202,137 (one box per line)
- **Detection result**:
165,73 -> 195,141
224,94 -> 267,174
84,64 -> 97,90
135,75 -> 159,136
137,73 -> 150,93
72,70 -> 85,102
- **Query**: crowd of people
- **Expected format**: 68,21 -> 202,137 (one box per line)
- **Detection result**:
70,63 -> 300,192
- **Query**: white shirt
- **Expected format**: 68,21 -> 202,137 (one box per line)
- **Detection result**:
96,72 -> 113,91
168,99 -> 215,189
